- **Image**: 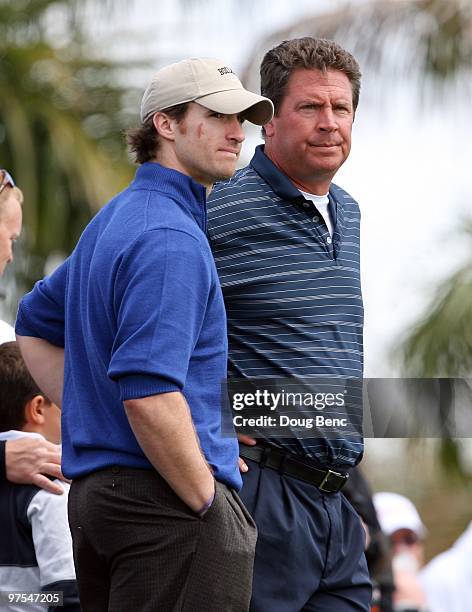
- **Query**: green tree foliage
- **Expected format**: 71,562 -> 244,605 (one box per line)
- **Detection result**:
0,0 -> 138,285
403,251 -> 472,378
400,228 -> 472,480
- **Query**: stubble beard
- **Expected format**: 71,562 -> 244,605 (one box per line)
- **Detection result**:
209,160 -> 238,184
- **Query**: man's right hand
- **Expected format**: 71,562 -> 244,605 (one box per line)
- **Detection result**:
5,437 -> 66,495
124,392 -> 216,514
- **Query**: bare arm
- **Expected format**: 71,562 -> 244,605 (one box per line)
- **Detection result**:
5,437 -> 65,494
16,335 -> 64,407
124,392 -> 215,513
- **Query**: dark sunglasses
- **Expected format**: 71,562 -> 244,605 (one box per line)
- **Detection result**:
0,169 -> 16,195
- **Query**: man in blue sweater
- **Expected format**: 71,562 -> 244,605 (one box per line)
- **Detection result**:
16,58 -> 273,611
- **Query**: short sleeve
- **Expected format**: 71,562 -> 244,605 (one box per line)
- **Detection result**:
108,228 -> 212,401
0,319 -> 15,344
27,482 -> 76,587
16,259 -> 69,347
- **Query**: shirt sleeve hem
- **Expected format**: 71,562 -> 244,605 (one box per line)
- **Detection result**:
15,310 -> 65,347
118,375 -> 182,401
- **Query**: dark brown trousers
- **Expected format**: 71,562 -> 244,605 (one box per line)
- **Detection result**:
68,466 -> 257,612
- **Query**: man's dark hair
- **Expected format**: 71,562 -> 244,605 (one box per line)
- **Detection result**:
261,37 -> 362,119
126,103 -> 190,164
0,341 -> 47,431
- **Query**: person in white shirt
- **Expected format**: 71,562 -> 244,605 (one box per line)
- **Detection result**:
0,341 -> 79,611
373,492 -> 429,611
420,522 -> 472,612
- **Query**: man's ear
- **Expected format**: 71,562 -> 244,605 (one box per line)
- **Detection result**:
264,118 -> 276,138
24,395 -> 48,426
153,112 -> 176,141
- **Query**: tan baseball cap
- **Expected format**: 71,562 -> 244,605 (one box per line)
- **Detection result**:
140,58 -> 274,126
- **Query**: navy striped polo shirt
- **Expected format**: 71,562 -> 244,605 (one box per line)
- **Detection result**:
207,145 -> 364,468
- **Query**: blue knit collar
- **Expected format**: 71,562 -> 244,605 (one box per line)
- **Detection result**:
131,162 -> 207,231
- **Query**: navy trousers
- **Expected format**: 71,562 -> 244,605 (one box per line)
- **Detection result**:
240,458 -> 372,611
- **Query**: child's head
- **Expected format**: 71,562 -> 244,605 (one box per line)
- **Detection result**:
0,341 -> 61,444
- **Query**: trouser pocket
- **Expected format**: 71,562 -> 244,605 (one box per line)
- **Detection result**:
181,482 -> 257,612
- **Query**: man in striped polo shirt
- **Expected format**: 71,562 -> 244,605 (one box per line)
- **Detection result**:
208,38 -> 372,611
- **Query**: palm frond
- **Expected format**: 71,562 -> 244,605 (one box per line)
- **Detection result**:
0,2 -> 140,287
401,248 -> 472,377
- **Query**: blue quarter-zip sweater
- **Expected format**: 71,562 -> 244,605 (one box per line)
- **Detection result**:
16,163 -> 241,490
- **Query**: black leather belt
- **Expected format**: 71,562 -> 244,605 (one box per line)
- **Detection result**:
239,444 -> 349,493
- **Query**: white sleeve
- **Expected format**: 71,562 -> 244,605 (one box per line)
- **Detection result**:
419,556 -> 462,612
0,319 -> 15,344
27,481 -> 76,587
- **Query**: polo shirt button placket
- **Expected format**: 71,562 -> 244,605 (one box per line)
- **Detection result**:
324,234 -> 335,259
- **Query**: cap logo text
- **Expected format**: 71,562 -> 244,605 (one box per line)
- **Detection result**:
218,67 -> 233,75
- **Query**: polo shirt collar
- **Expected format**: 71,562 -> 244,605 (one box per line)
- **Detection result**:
250,145 -> 305,203
131,162 -> 207,231
249,145 -> 338,224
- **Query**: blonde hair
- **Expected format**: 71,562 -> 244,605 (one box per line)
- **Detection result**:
0,186 -> 24,218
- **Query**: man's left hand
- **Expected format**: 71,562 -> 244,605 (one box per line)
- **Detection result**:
237,433 -> 257,473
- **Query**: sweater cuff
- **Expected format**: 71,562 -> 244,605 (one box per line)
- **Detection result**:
14,308 -> 36,337
15,309 -> 64,348
118,374 -> 181,401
